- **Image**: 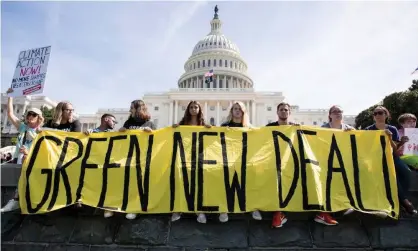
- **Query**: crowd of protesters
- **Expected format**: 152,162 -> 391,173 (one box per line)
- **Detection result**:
1,87 -> 417,228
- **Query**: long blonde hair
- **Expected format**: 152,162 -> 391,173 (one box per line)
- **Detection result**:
225,101 -> 251,127
51,101 -> 74,126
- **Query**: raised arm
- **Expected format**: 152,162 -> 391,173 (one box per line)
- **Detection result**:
6,89 -> 21,130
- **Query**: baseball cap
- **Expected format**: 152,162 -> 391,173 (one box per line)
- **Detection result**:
27,108 -> 42,116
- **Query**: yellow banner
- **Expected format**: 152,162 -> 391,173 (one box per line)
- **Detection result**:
18,126 -> 399,218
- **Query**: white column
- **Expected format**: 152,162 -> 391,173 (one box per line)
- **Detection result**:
216,101 -> 220,125
251,100 -> 256,125
216,76 -> 219,89
169,101 -> 173,125
245,101 -> 249,120
22,103 -> 28,116
3,111 -> 8,127
204,101 -> 208,121
174,100 -> 178,123
196,76 -> 199,89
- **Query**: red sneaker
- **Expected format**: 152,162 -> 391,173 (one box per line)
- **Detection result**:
314,212 -> 338,226
271,211 -> 287,228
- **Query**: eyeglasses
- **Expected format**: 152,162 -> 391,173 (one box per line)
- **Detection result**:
27,112 -> 38,117
373,111 -> 385,116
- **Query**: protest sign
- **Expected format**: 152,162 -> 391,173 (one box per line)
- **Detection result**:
401,128 -> 418,170
19,126 -> 399,218
403,128 -> 418,156
9,46 -> 51,97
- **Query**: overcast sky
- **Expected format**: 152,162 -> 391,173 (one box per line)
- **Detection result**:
2,1 -> 417,115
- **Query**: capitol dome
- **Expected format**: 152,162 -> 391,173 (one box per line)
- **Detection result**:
191,17 -> 240,56
178,6 -> 253,89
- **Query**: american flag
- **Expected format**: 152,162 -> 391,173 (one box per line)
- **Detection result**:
204,69 -> 214,77
411,67 -> 418,75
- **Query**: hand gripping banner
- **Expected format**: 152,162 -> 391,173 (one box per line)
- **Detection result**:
18,126 -> 399,218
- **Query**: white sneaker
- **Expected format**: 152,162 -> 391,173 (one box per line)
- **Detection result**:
252,210 -> 262,220
197,213 -> 207,224
343,208 -> 355,216
171,213 -> 181,222
219,213 -> 229,223
104,210 -> 114,218
1,199 -> 20,213
126,213 -> 137,220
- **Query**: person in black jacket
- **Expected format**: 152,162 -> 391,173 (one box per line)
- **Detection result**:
119,99 -> 156,220
219,101 -> 262,222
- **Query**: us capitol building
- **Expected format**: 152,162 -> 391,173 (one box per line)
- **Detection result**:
1,7 -> 355,134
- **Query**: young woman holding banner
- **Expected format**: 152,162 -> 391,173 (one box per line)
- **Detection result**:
321,105 -> 357,217
171,100 -> 211,224
322,105 -> 354,131
219,101 -> 262,223
43,101 -> 81,132
365,106 -> 417,216
1,88 -> 44,213
119,99 -> 156,220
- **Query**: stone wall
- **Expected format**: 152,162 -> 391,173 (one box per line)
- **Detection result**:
1,168 -> 418,251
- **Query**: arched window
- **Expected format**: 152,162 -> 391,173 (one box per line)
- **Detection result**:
230,61 -> 232,68
210,117 -> 215,126
219,59 -> 222,67
208,59 -> 211,67
198,61 -> 200,68
225,60 -> 228,67
214,59 -> 217,67
203,60 -> 205,67
194,62 -> 196,69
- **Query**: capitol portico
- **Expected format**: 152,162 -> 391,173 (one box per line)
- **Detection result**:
1,6 -> 355,136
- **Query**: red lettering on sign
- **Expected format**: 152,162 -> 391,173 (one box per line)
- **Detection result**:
19,66 -> 41,77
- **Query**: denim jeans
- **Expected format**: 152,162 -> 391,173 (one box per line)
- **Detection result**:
393,155 -> 411,201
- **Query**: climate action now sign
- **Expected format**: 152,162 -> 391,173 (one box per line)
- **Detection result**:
9,46 -> 51,97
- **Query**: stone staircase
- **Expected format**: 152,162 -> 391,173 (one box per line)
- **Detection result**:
1,165 -> 417,251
